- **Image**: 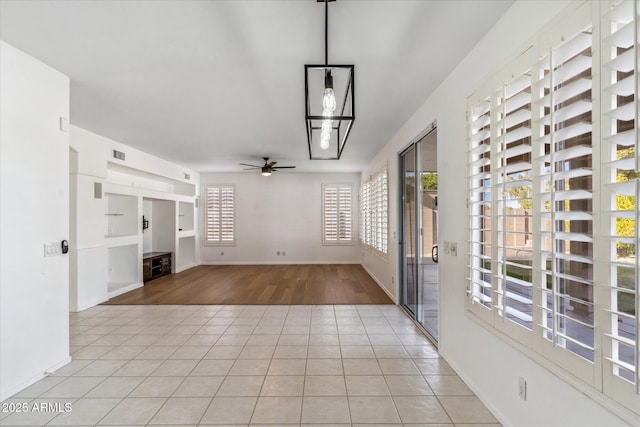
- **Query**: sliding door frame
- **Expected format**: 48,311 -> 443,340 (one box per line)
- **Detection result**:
399,121 -> 439,343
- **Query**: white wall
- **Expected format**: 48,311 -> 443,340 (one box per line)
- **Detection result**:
151,199 -> 176,254
0,41 -> 71,400
200,172 -> 361,264
362,1 -> 632,426
142,199 -> 153,252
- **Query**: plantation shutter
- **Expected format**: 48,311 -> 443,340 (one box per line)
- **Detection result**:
323,184 -> 352,244
467,1 -> 640,413
468,93 -> 494,323
360,165 -> 388,255
496,69 -> 534,334
601,0 -> 640,408
372,167 -> 388,254
359,184 -> 365,243
360,182 -> 370,245
533,19 -> 596,380
206,185 -> 235,244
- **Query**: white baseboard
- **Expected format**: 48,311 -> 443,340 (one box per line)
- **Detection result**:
360,264 -> 397,304
107,282 -> 143,299
71,297 -> 109,313
0,356 -> 72,401
175,263 -> 197,273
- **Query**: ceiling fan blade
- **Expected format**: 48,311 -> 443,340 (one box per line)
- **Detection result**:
239,163 -> 261,168
267,161 -> 277,168
242,167 -> 260,170
273,166 -> 296,169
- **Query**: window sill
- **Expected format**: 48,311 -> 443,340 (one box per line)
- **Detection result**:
204,242 -> 236,246
322,241 -> 355,246
362,244 -> 388,263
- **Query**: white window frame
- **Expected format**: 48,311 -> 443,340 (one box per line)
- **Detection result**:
205,184 -> 236,246
322,183 -> 354,245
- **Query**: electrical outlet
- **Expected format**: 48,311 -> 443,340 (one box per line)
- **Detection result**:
220,251 -> 224,256
391,276 -> 394,284
450,242 -> 458,256
518,377 -> 527,400
282,251 -> 286,256
277,251 -> 280,256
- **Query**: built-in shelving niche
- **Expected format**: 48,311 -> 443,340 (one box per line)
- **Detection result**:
178,201 -> 195,232
177,235 -> 196,271
105,193 -> 137,237
107,161 -> 196,196
107,244 -> 139,296
142,198 -> 176,266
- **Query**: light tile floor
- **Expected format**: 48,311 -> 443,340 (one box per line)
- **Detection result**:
1,304 -> 500,426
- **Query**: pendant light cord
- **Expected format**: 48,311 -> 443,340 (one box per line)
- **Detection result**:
324,0 -> 328,66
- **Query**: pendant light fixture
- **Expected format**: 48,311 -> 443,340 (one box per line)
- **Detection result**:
304,0 -> 355,160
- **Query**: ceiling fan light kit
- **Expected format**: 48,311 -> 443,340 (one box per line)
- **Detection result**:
240,157 -> 296,176
304,0 -> 355,160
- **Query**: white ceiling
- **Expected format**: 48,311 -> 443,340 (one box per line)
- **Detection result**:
0,0 -> 513,173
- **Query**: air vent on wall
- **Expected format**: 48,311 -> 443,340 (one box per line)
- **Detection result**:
112,149 -> 125,161
94,182 -> 102,199
184,173 -> 191,180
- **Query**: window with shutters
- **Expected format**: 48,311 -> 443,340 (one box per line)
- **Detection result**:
360,165 -> 388,256
322,184 -> 353,245
360,181 -> 372,247
601,0 -> 639,411
205,185 -> 235,245
498,68 -> 534,336
467,1 -> 639,416
469,94 -> 494,324
535,23 -> 596,373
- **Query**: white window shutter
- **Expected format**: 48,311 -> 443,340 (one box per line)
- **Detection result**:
533,24 -> 596,373
206,185 -> 235,245
600,0 -> 639,409
360,165 -> 388,255
468,93 -> 494,323
323,184 -> 353,244
495,69 -> 534,334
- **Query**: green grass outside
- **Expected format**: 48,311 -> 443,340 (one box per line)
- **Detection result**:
484,260 -> 636,316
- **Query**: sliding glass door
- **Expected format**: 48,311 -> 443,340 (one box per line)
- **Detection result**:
400,127 -> 439,342
401,145 -> 418,317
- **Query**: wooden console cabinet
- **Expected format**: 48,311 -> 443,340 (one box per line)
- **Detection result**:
143,252 -> 172,283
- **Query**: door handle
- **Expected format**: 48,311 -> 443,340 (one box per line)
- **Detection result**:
432,244 -> 438,263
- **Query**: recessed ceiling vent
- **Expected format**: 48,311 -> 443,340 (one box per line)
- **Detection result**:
112,149 -> 125,161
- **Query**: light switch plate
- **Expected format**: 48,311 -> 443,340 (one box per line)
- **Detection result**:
44,242 -> 61,257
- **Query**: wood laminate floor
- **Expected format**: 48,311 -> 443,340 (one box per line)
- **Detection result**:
105,264 -> 394,305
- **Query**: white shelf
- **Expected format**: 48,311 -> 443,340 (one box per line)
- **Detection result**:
178,230 -> 196,239
105,193 -> 138,237
105,234 -> 139,248
107,161 -> 196,197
